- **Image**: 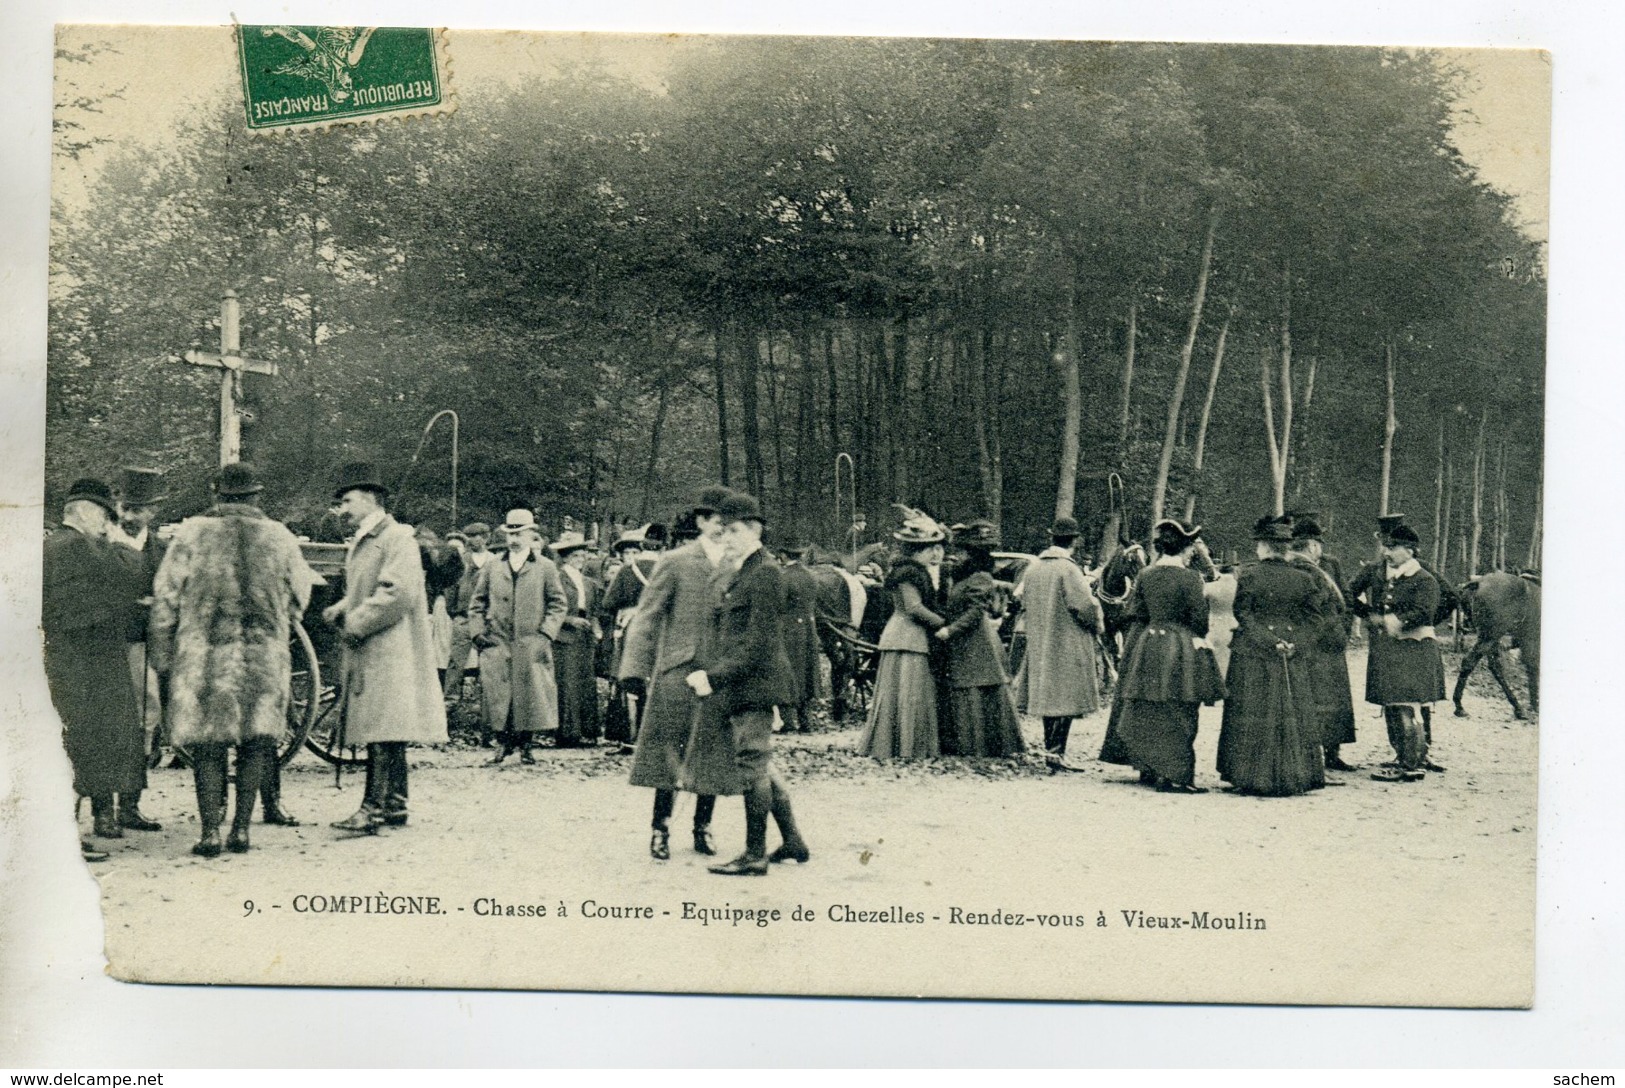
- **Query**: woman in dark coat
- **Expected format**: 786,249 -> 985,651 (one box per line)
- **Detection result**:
1118,520 -> 1225,792
857,506 -> 948,761
1216,516 -> 1331,797
936,521 -> 1025,758
1287,516 -> 1359,772
1363,522 -> 1447,782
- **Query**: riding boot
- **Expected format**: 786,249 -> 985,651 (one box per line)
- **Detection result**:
259,757 -> 299,826
191,744 -> 227,855
90,795 -> 122,839
382,742 -> 410,824
229,739 -> 268,852
116,789 -> 161,831
332,744 -> 387,832
767,775 -> 810,864
708,788 -> 771,875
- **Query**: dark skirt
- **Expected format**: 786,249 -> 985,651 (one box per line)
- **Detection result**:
1121,699 -> 1200,786
1098,693 -> 1135,765
942,684 -> 1026,758
554,638 -> 600,745
1217,647 -> 1325,797
1365,633 -> 1447,705
678,702 -> 771,797
857,650 -> 939,760
1306,647 -> 1357,746
782,617 -> 822,706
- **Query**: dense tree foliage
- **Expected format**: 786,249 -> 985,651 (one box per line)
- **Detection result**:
49,38 -> 1544,569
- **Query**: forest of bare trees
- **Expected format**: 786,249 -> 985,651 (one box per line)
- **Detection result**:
49,37 -> 1545,569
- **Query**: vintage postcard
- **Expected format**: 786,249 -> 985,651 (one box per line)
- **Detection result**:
30,24 -> 1547,1006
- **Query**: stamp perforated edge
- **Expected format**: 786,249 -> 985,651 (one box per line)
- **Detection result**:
238,24 -> 456,136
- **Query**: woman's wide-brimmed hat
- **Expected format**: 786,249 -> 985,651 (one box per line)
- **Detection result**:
553,530 -> 589,554
64,477 -> 118,518
333,460 -> 389,500
1153,517 -> 1203,545
892,504 -> 946,544
213,461 -> 264,499
950,518 -> 1001,549
611,526 -> 647,553
1252,515 -> 1296,543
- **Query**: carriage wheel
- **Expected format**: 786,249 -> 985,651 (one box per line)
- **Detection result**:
281,620 -> 330,767
301,673 -> 367,767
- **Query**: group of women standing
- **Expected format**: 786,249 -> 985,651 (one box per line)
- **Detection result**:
856,507 -> 1027,762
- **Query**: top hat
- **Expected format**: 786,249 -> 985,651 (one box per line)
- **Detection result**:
333,461 -> 389,500
1376,513 -> 1408,537
553,530 -> 589,554
644,523 -> 669,547
892,504 -> 945,544
117,466 -> 167,507
64,477 -> 118,518
717,492 -> 766,525
951,518 -> 1002,549
612,527 -> 646,553
1252,515 -> 1296,543
692,486 -> 734,516
461,521 -> 492,538
1384,524 -> 1421,548
213,461 -> 264,499
1049,516 -> 1082,539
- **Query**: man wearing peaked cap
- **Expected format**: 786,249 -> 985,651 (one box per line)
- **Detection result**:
683,491 -> 809,875
114,466 -> 171,820
43,476 -> 151,856
324,462 -> 448,834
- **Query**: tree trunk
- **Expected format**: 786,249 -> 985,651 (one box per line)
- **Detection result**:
1470,407 -> 1488,575
740,326 -> 766,498
1440,445 -> 1456,579
638,378 -> 670,522
1525,458 -> 1543,570
1118,301 -> 1137,454
1184,308 -> 1232,523
1379,337 -> 1398,515
1054,283 -> 1083,522
712,322 -> 731,486
1151,209 -> 1217,525
1494,430 -> 1510,570
763,333 -> 788,503
970,326 -> 1001,518
1431,417 -> 1446,571
892,317 -> 912,501
1259,264 -> 1295,517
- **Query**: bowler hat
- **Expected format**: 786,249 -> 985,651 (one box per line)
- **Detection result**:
692,486 -> 734,516
213,461 -> 264,498
951,519 -> 1002,549
1290,514 -> 1323,541
64,477 -> 118,518
1252,515 -> 1295,543
502,508 -> 539,534
461,521 -> 491,538
1384,524 -> 1421,548
553,530 -> 589,554
332,461 -> 389,500
118,466 -> 167,507
644,523 -> 669,547
1049,516 -> 1081,539
670,511 -> 701,542
717,492 -> 766,525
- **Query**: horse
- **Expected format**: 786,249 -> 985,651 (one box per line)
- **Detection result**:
1093,542 -> 1147,669
1452,571 -> 1540,719
806,559 -> 875,721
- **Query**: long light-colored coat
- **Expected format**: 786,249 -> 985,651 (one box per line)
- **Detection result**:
338,515 -> 449,745
1012,548 -> 1104,717
148,504 -> 314,746
621,540 -> 730,790
471,552 -> 567,735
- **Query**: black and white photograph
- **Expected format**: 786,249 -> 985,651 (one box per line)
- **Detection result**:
5,1 -> 1619,1066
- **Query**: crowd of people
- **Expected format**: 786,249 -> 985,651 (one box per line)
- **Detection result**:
41,459 -> 1454,875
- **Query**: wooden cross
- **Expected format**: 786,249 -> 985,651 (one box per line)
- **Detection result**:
182,290 -> 278,467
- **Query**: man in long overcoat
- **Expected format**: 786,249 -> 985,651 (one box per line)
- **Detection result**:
148,463 -> 314,856
683,491 -> 809,876
114,466 -> 167,807
620,486 -> 731,859
324,463 -> 449,833
552,530 -> 602,747
777,541 -> 823,734
42,477 -> 148,850
1012,516 -> 1105,771
470,508 -> 567,763
599,528 -> 657,748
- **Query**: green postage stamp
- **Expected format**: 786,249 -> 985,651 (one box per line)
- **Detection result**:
236,26 -> 453,133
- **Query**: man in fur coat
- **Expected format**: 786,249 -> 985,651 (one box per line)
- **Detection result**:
323,463 -> 449,833
148,463 -> 315,856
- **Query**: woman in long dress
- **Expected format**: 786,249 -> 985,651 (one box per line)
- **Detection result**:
857,506 -> 948,760
936,520 -> 1025,758
1216,515 -> 1331,797
1118,519 -> 1225,792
